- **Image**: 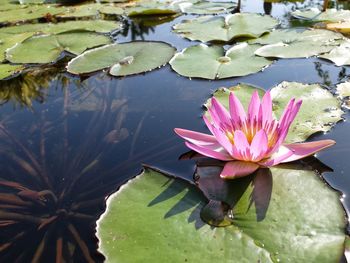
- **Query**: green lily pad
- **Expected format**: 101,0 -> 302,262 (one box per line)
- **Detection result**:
169,43 -> 273,79
0,32 -> 33,61
97,167 -> 346,262
67,41 -> 176,76
99,5 -> 124,15
125,2 -> 178,16
207,82 -> 343,142
253,29 -> 344,58
292,8 -> 350,22
0,20 -> 122,35
6,32 -> 111,64
319,40 -> 350,66
0,64 -> 23,80
56,3 -> 102,18
173,13 -> 279,42
178,1 -> 236,15
336,82 -> 350,109
0,5 -> 67,24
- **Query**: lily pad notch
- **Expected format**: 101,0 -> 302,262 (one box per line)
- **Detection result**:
67,41 -> 176,77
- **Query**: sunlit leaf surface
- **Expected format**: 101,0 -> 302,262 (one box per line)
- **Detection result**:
67,41 -> 176,76
97,167 -> 346,263
169,43 -> 273,79
6,32 -> 112,64
173,13 -> 279,42
253,29 -> 344,58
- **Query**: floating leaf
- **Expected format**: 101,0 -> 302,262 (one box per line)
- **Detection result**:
0,32 -> 33,62
125,2 -> 178,16
6,32 -> 111,64
97,167 -> 346,262
254,29 -> 344,58
173,13 -> 278,42
67,41 -> 176,76
0,64 -> 23,80
0,20 -> 122,35
99,5 -> 124,15
56,3 -> 102,18
336,82 -> 350,109
292,8 -> 350,22
0,5 -> 67,24
207,82 -> 343,142
169,43 -> 273,79
178,1 -> 236,15
319,40 -> 350,66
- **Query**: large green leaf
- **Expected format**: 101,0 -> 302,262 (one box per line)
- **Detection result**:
67,41 -> 176,76
169,43 -> 273,79
253,29 -> 344,58
0,32 -> 33,61
6,32 -> 111,64
292,8 -> 350,22
206,82 -> 343,142
178,1 -> 236,15
0,64 -> 23,80
0,5 -> 67,24
319,40 -> 350,66
125,1 -> 178,16
0,20 -> 122,35
173,13 -> 278,42
97,167 -> 346,262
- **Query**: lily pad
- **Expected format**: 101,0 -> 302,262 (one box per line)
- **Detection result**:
6,32 -> 111,64
0,64 -> 23,80
67,41 -> 176,76
173,13 -> 279,42
0,20 -> 122,35
169,43 -> 273,79
0,5 -> 67,24
56,3 -> 102,18
0,32 -> 33,62
178,1 -> 236,15
125,2 -> 178,16
319,40 -> 350,66
336,82 -> 350,109
97,167 -> 346,262
292,8 -> 350,22
253,29 -> 344,58
207,82 -> 343,142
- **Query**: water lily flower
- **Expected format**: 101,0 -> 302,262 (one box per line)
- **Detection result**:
174,91 -> 335,179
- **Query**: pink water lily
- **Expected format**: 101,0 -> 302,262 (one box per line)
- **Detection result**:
175,91 -> 335,179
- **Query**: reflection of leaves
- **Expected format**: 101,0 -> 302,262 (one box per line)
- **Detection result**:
0,63 -> 70,108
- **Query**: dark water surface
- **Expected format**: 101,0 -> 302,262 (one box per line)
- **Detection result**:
1,0 -> 350,261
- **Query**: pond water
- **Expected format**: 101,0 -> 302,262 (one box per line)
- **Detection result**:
1,0 -> 350,261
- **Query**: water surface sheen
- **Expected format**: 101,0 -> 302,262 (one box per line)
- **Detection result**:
1,0 -> 350,261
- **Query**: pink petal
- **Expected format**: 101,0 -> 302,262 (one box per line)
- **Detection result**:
250,129 -> 268,162
280,139 -> 336,163
203,115 -> 215,135
259,145 -> 294,167
261,91 -> 272,126
229,92 -> 246,129
185,142 -> 233,161
248,91 -> 261,122
174,128 -> 218,146
210,97 -> 231,129
234,130 -> 251,161
220,161 -> 260,179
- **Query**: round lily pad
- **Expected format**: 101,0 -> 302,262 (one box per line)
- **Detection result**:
336,82 -> 350,109
319,40 -> 350,66
0,64 -> 23,80
173,13 -> 279,43
253,29 -> 344,58
97,167 -> 346,262
292,8 -> 350,22
169,43 -> 273,79
179,1 -> 236,15
6,32 -> 111,64
67,41 -> 176,76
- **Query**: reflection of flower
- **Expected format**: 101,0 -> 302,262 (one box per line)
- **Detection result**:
175,91 -> 335,179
